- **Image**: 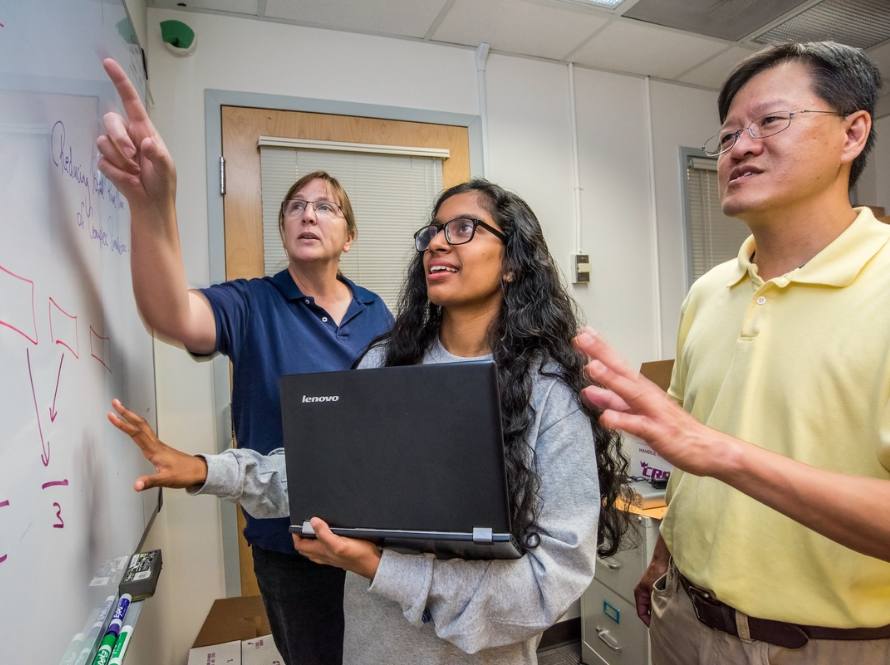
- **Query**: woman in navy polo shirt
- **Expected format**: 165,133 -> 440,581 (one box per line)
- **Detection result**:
96,59 -> 392,665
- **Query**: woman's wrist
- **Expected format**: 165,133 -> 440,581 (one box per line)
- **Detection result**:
190,454 -> 209,487
359,547 -> 382,580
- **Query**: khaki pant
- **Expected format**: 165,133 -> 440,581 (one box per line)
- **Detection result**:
648,563 -> 890,665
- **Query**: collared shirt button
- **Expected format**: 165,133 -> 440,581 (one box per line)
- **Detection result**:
756,296 -> 767,305
322,316 -> 329,323
304,298 -> 311,304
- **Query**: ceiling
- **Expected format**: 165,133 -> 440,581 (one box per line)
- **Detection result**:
147,0 -> 890,105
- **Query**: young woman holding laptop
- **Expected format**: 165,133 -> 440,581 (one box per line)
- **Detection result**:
110,179 -> 630,664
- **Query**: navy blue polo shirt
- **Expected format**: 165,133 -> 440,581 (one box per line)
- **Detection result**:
201,270 -> 393,554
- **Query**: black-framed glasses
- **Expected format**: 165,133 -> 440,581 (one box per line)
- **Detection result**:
413,217 -> 507,252
702,109 -> 844,157
281,198 -> 343,219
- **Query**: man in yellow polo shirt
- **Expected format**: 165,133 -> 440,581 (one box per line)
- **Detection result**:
575,41 -> 890,664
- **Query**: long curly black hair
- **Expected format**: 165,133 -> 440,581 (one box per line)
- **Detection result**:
379,179 -> 631,556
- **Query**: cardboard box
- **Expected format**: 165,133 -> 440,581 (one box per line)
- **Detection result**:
640,360 -> 673,392
193,597 -> 272,648
242,635 -> 284,665
189,597 -> 283,665
187,640 -> 241,665
626,360 -> 674,484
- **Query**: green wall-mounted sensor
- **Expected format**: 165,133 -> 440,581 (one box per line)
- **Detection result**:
160,19 -> 196,56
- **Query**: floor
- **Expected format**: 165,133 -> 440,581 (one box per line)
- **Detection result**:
537,640 -> 583,665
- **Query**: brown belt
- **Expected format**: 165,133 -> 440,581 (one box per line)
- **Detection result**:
676,569 -> 890,649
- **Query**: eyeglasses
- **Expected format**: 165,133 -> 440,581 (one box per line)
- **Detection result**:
281,198 -> 343,219
702,109 -> 844,157
413,217 -> 507,252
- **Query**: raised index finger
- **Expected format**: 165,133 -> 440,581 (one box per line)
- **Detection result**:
102,58 -> 148,123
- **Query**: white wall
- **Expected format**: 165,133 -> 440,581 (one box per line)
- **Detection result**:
124,0 -> 147,49
131,8 -> 715,663
860,115 -> 890,211
574,68 -> 658,370
647,80 -> 720,357
875,116 -> 890,212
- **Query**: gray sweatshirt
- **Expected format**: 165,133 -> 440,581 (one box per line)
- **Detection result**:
197,340 -> 601,664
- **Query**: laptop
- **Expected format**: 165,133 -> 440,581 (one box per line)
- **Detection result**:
279,361 -> 522,559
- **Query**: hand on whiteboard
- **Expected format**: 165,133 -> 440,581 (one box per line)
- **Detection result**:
97,59 -> 176,217
573,327 -> 716,477
107,399 -> 208,491
293,517 -> 382,580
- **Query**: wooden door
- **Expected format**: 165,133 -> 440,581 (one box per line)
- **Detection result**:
220,107 -> 471,595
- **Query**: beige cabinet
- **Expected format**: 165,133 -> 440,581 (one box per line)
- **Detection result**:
581,515 -> 661,665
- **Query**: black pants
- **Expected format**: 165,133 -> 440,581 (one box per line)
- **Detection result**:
252,545 -> 345,665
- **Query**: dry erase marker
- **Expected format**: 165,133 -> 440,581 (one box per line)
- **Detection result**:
108,625 -> 133,665
90,632 -> 117,665
105,594 -> 132,636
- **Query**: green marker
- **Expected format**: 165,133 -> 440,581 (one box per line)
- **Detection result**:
109,625 -> 133,665
90,633 -> 117,665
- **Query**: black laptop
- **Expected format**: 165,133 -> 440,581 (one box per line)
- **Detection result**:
279,361 -> 522,559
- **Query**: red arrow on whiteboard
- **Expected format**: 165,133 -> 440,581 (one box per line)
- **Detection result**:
49,353 -> 65,422
26,348 -> 50,466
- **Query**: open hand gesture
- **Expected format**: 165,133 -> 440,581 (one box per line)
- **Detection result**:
573,328 -> 716,477
107,399 -> 207,491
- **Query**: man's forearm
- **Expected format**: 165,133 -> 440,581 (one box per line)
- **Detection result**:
713,432 -> 890,562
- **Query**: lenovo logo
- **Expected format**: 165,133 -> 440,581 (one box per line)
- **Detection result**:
301,394 -> 340,403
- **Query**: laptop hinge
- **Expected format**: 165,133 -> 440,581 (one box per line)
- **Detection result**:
472,527 -> 493,544
301,520 -> 316,537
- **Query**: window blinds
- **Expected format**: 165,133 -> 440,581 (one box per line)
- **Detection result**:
684,156 -> 751,286
259,145 -> 444,311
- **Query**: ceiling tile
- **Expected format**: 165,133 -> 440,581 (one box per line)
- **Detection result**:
678,46 -> 757,89
754,0 -> 890,50
867,39 -> 890,78
572,18 -> 727,78
433,0 -> 609,60
149,0 -> 259,14
623,0 -> 808,42
263,0 -> 448,38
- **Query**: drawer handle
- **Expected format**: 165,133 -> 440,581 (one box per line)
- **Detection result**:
597,555 -> 622,570
596,626 -> 623,652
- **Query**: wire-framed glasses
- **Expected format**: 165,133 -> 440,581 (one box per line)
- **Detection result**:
413,217 -> 507,252
281,198 -> 343,219
702,109 -> 844,157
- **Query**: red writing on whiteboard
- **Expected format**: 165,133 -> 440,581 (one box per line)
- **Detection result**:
89,325 -> 111,373
41,482 -> 69,531
48,298 -> 79,358
49,354 -> 65,422
0,263 -> 38,345
25,348 -> 50,467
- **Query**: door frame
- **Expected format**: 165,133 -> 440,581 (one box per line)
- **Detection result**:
203,88 -> 484,596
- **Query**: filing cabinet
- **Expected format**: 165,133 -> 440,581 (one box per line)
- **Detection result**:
581,515 -> 661,665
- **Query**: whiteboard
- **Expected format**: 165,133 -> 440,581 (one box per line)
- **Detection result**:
0,2 -> 160,664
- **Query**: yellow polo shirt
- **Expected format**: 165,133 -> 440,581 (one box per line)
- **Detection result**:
662,207 -> 890,628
